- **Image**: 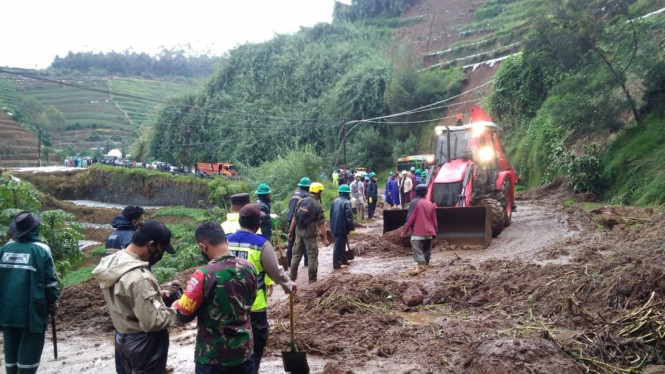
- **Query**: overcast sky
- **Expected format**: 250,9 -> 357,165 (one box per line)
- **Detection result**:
1,0 -> 348,69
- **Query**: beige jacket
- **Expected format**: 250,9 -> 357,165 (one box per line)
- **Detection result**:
92,251 -> 175,334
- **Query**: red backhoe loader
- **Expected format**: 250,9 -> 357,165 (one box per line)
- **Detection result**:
383,106 -> 519,248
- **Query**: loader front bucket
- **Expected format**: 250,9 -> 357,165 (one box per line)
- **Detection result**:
383,206 -> 491,248
383,209 -> 409,233
436,206 -> 491,248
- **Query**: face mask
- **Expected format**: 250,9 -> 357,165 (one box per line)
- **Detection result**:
148,244 -> 164,267
200,244 -> 210,262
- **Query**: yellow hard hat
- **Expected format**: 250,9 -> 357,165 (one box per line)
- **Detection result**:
309,182 -> 325,194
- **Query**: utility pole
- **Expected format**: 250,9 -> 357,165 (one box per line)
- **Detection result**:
37,129 -> 42,167
340,120 -> 347,176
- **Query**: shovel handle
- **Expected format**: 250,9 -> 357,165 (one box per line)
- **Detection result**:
51,312 -> 58,359
289,292 -> 296,351
274,221 -> 283,254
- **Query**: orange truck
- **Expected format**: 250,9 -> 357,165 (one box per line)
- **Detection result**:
196,162 -> 237,178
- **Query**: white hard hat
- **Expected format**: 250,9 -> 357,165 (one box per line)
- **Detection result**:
401,170 -> 407,175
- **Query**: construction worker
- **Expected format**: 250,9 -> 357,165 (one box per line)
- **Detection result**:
402,184 -> 438,270
367,172 -> 378,219
221,193 -> 251,234
415,169 -> 422,185
409,168 -> 418,201
227,204 -> 296,374
399,170 -> 412,209
330,185 -> 355,268
174,222 -> 258,373
332,170 -> 339,186
288,182 -> 330,283
286,177 -> 311,267
0,211 -> 60,374
255,183 -> 274,241
350,173 -> 366,219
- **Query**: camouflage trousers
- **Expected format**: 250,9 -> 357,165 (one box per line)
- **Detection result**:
289,235 -> 319,282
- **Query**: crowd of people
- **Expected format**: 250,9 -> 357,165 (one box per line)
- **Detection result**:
330,169 -> 379,220
0,167 -> 436,373
384,167 -> 427,209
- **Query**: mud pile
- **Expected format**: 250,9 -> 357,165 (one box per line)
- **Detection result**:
266,206 -> 665,373
54,188 -> 665,373
56,279 -> 114,334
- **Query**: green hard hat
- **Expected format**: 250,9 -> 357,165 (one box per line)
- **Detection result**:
422,170 -> 428,176
256,183 -> 271,195
416,169 -> 421,174
369,172 -> 376,177
338,184 -> 351,193
388,171 -> 393,176
298,177 -> 311,187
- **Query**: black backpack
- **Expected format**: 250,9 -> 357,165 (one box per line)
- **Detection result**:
296,198 -> 316,229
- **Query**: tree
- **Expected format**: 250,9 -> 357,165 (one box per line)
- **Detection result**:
530,0 -> 641,123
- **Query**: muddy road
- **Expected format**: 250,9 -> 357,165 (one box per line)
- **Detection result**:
3,183 -> 664,374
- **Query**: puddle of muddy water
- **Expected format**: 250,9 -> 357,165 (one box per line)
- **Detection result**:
399,310 -> 440,325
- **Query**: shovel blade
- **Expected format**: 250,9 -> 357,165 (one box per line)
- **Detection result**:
282,350 -> 309,373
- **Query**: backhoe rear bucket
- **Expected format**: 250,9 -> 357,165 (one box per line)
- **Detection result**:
383,206 -> 491,248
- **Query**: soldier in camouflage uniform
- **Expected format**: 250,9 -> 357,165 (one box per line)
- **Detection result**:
175,221 -> 258,374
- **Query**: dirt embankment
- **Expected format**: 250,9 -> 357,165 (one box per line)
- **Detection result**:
41,179 -> 665,373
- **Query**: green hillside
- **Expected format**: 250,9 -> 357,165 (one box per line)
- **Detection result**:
109,77 -> 200,126
0,71 -> 200,157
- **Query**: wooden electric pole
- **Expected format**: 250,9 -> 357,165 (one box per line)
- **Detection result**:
37,129 -> 42,167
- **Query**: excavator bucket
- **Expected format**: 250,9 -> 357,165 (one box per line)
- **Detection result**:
383,206 -> 491,248
383,209 -> 409,233
435,206 -> 491,248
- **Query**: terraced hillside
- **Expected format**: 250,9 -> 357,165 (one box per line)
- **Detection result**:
0,110 -> 58,167
0,71 -> 199,156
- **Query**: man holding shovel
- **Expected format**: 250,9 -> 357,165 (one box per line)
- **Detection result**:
227,204 -> 297,374
0,211 -> 60,374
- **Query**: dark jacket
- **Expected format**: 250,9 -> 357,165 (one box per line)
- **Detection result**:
368,180 -> 378,201
105,214 -> 135,250
286,188 -> 309,223
330,196 -> 354,235
402,197 -> 438,237
256,198 -> 272,240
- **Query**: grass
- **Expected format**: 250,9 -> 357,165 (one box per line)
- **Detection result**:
152,206 -> 209,221
581,202 -> 603,212
603,114 -> 665,206
89,245 -> 107,256
563,199 -> 575,206
61,266 -> 95,287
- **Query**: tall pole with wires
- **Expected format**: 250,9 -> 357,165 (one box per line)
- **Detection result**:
37,129 -> 42,167
340,119 -> 347,176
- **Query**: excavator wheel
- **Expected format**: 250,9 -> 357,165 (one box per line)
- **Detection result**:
500,180 -> 513,227
480,198 -> 505,237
